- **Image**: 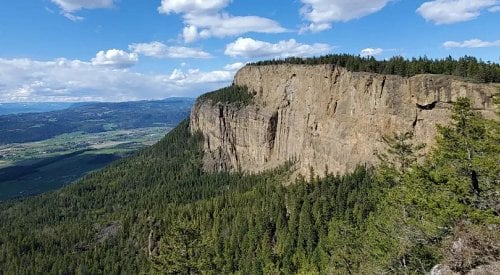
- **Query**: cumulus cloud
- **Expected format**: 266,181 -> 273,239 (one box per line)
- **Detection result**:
158,0 -> 286,42
129,42 -> 211,58
225,37 -> 331,58
443,39 -> 500,48
360,48 -> 384,57
0,58 -> 235,102
180,14 -> 286,43
168,68 -> 233,84
224,62 -> 246,71
300,0 -> 393,33
91,49 -> 138,68
51,0 -> 115,20
182,25 -> 200,43
417,0 -> 499,24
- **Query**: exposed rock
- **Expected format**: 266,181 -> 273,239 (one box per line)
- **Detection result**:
430,262 -> 500,275
430,264 -> 458,275
190,64 -> 498,177
440,222 -> 500,274
96,222 -> 120,243
468,262 -> 500,275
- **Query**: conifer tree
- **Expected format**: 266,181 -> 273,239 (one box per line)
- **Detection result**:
432,97 -> 500,209
151,222 -> 209,274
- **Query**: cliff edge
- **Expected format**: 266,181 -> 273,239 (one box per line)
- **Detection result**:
190,64 -> 498,177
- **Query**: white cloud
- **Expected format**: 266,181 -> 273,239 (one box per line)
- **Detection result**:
51,0 -> 115,12
62,12 -> 84,21
489,5 -> 500,12
417,0 -> 499,24
169,69 -> 186,80
158,0 -> 230,14
91,49 -> 138,68
172,68 -> 233,84
51,0 -> 115,20
300,23 -> 331,33
0,58 -> 235,102
182,25 -> 200,43
129,42 -> 211,58
300,0 -> 393,32
158,0 -> 286,42
181,13 -> 286,42
360,48 -> 384,57
225,37 -> 331,58
443,39 -> 500,48
224,62 -> 246,71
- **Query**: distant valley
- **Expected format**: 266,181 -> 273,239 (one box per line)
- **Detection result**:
0,102 -> 77,115
0,98 -> 194,201
0,98 -> 194,144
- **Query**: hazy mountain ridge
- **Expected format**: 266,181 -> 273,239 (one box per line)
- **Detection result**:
0,102 -> 77,115
0,98 -> 194,144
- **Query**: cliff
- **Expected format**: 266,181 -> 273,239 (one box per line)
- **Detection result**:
190,64 -> 498,177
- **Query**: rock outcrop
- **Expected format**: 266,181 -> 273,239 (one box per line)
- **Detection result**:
430,262 -> 500,275
190,64 -> 498,177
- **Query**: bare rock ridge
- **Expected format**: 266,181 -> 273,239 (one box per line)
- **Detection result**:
190,64 -> 498,177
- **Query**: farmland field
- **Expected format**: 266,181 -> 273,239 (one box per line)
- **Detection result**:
0,127 -> 171,201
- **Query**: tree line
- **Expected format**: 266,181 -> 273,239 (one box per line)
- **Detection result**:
250,54 -> 500,83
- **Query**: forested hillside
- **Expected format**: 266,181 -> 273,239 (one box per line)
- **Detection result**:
0,96 -> 498,274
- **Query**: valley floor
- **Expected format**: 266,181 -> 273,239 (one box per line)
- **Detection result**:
0,127 -> 170,201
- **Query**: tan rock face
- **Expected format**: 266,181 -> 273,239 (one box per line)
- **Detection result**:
190,64 -> 498,177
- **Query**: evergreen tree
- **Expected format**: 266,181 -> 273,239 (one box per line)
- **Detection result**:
151,222 -> 209,274
431,97 -> 499,209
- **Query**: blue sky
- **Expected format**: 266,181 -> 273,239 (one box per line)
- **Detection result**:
0,0 -> 499,102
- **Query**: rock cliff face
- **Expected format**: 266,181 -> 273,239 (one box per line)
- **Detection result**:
190,64 -> 498,177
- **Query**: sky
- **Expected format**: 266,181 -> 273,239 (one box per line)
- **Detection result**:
0,0 -> 499,102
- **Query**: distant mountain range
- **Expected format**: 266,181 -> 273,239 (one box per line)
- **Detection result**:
0,102 -> 77,115
0,98 -> 195,144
